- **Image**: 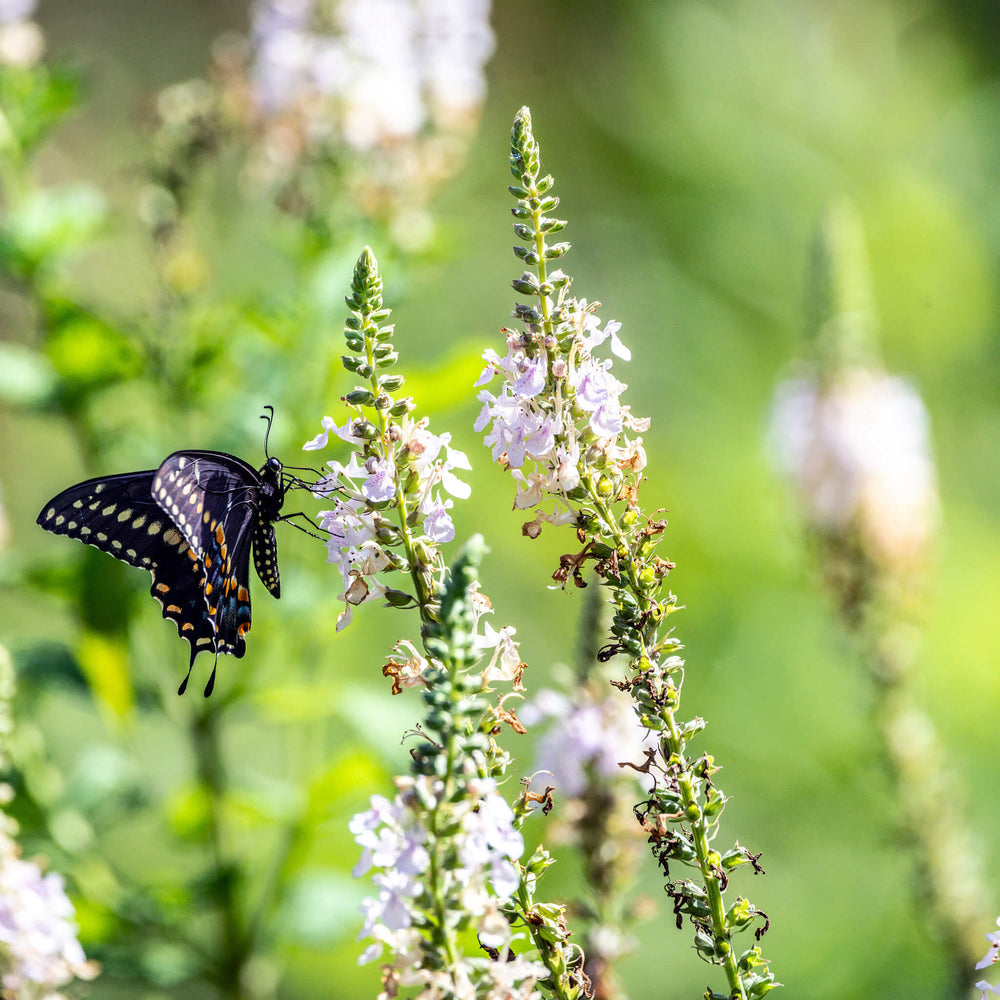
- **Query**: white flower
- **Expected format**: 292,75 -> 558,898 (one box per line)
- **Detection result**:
483,952 -> 548,1000
0,17 -> 42,67
458,781 -> 524,899
769,369 -> 938,569
977,919 -> 1000,970
303,414 -> 364,451
476,623 -> 521,684
582,317 -> 631,361
0,854 -> 98,994
406,422 -> 472,499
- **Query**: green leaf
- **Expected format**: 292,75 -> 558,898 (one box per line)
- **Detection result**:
0,183 -> 106,275
76,629 -> 133,719
44,306 -> 140,388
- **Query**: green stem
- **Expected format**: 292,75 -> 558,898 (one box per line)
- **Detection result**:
424,663 -> 462,969
362,326 -> 437,625
190,702 -> 247,999
514,878 -> 576,1000
584,478 -> 747,999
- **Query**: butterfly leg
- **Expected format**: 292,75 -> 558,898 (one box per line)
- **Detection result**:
277,510 -> 326,541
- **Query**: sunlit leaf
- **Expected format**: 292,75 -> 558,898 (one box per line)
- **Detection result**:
76,629 -> 133,719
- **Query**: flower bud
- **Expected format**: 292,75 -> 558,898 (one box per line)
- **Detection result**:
345,389 -> 375,406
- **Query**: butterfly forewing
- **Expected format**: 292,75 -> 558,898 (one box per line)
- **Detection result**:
36,471 -> 218,663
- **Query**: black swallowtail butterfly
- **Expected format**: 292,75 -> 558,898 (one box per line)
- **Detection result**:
37,410 -> 299,696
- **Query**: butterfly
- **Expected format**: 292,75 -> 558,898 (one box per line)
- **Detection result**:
36,409 -> 309,696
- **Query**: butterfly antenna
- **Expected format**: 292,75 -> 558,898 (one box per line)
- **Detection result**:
261,405 -> 275,459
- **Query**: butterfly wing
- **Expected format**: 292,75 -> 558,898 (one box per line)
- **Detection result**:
37,472 -> 217,661
153,452 -> 263,659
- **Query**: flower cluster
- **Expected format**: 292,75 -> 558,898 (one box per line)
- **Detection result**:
234,0 -> 495,237
522,670 -> 657,996
475,301 -> 648,539
769,201 -> 986,987
303,249 -> 471,630
250,0 -> 494,150
769,369 -> 938,574
523,682 -> 655,800
352,776 -> 532,969
0,645 -> 97,999
346,535 -> 582,1000
0,0 -> 43,69
0,853 -> 98,998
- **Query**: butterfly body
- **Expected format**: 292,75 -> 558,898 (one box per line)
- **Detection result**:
37,449 -> 287,695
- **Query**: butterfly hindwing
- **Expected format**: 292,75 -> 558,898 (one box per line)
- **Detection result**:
152,451 -> 269,659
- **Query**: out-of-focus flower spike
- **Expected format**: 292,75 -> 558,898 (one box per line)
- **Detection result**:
806,197 -> 879,381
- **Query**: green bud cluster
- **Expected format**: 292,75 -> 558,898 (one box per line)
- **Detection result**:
508,107 -> 570,341
342,247 -> 413,418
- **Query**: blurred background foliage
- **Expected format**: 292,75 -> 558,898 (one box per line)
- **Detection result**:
1,0 -> 1000,998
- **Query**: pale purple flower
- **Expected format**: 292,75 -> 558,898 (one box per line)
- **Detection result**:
0,0 -> 34,24
512,352 -> 547,398
250,0 -> 494,149
422,495 -> 455,544
459,781 -> 524,898
474,347 -> 508,387
523,686 -> 656,798
572,359 -> 626,437
362,457 -> 397,502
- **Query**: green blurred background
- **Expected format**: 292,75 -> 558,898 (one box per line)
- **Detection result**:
2,1 -> 1000,998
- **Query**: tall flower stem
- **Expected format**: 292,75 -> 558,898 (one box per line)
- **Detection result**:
474,107 -> 778,999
